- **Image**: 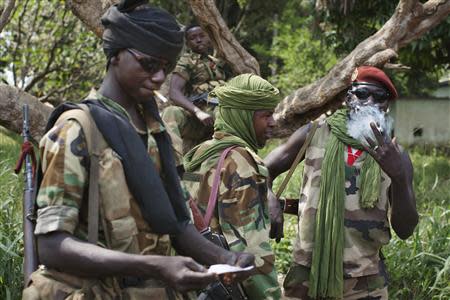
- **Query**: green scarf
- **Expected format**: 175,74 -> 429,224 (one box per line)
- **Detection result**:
308,109 -> 381,299
184,73 -> 280,172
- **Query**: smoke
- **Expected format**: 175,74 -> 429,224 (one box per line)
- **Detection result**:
347,105 -> 393,146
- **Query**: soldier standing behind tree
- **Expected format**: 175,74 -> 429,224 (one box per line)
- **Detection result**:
162,24 -> 232,168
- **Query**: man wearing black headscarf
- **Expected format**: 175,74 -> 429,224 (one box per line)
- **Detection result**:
22,1 -> 253,299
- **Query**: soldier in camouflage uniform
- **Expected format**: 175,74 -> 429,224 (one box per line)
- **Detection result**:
162,24 -> 231,167
265,66 -> 418,299
22,3 -> 254,299
184,74 -> 283,300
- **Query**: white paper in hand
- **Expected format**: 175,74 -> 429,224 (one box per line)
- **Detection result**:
207,264 -> 254,275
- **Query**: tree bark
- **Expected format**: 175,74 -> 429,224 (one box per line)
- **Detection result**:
67,0 -> 117,38
188,0 -> 260,75
273,0 -> 450,137
0,0 -> 15,32
0,84 -> 52,142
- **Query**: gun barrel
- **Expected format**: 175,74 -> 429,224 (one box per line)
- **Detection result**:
21,104 -> 38,286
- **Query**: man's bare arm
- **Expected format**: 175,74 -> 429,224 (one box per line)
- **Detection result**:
389,151 -> 418,239
265,123 -> 311,181
169,73 -> 213,125
38,232 -> 217,292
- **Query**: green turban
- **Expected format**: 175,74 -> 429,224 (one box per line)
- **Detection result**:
210,73 -> 281,110
184,73 -> 280,172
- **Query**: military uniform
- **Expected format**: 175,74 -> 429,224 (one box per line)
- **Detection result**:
23,94 -> 192,300
283,120 -> 391,299
162,50 -> 229,165
184,132 -> 282,300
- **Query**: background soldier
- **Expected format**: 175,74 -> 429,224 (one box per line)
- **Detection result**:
162,24 -> 231,167
265,66 -> 418,299
184,74 -> 283,300
22,2 -> 253,299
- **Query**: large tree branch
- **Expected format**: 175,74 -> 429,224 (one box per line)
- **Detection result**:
0,84 -> 52,142
273,0 -> 450,137
188,0 -> 260,75
0,0 -> 15,33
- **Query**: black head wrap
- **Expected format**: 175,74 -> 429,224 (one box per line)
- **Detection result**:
101,0 -> 183,64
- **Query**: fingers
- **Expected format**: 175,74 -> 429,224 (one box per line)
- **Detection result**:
235,253 -> 255,268
176,270 -> 217,292
184,257 -> 207,272
370,122 -> 385,146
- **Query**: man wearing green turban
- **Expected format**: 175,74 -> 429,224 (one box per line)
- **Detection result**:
265,66 -> 418,299
184,74 -> 282,299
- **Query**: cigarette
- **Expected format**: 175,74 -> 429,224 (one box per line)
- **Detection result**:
153,90 -> 168,103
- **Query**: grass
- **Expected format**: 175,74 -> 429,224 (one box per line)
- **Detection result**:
0,128 -> 25,300
0,131 -> 449,299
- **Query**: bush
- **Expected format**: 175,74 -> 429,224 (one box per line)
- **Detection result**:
0,129 -> 24,300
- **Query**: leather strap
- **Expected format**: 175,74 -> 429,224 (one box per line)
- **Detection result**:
276,121 -> 318,199
204,146 -> 237,227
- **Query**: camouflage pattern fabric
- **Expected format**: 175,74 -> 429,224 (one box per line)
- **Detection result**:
283,120 -> 392,298
183,133 -> 281,300
162,51 -> 229,165
283,262 -> 388,299
163,104 -> 215,166
23,94 -> 192,300
172,50 -> 228,97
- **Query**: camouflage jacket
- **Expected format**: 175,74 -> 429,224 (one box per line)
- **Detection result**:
183,133 -> 281,300
173,50 -> 229,96
293,120 -> 392,278
32,94 -> 191,299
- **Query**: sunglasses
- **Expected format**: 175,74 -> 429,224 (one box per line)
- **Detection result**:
348,84 -> 390,102
126,48 -> 173,74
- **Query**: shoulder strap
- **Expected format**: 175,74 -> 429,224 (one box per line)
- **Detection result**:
54,104 -> 102,245
189,146 -> 237,231
204,146 -> 237,227
276,121 -> 318,199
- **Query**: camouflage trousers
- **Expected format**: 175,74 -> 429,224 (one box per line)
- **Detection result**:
161,104 -> 216,166
22,266 -> 193,300
283,262 -> 388,300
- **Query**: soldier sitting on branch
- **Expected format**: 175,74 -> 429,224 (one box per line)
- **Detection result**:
162,23 -> 232,169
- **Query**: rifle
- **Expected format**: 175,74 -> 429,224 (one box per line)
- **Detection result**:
188,92 -> 219,106
15,104 -> 38,286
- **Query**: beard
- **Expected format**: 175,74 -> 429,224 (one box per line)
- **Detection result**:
346,105 -> 393,146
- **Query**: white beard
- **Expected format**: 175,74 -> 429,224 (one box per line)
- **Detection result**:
347,105 -> 393,146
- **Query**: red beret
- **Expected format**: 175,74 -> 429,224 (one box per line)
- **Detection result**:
351,66 -> 398,100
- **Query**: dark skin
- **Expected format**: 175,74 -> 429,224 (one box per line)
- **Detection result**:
169,26 -> 214,126
252,109 -> 284,242
265,84 -> 418,240
38,49 -> 254,293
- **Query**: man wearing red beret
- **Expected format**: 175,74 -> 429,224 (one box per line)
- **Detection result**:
265,66 -> 418,299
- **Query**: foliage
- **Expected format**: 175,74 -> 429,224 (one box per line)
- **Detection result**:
0,128 -> 24,300
0,0 -> 104,105
267,0 -> 337,95
316,0 -> 450,96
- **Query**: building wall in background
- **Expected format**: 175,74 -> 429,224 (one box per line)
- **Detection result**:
391,99 -> 450,145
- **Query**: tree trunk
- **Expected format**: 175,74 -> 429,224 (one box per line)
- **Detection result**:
188,0 -> 260,75
0,0 -> 448,140
67,0 -> 117,37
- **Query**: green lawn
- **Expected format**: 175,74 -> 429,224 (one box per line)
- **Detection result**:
1,130 -> 449,299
